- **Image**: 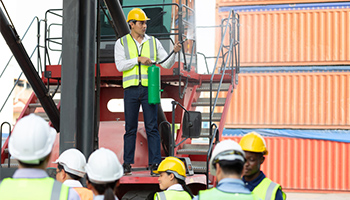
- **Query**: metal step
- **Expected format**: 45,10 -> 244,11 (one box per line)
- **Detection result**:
192,98 -> 226,107
29,98 -> 60,108
28,103 -> 43,108
177,144 -> 209,155
200,128 -> 219,138
197,83 -> 230,92
1,163 -> 19,168
191,161 -> 207,173
1,159 -> 19,168
49,87 -> 61,93
201,113 -> 222,122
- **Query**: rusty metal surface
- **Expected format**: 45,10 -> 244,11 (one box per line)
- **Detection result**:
222,72 -> 350,129
222,136 -> 350,192
217,4 -> 350,66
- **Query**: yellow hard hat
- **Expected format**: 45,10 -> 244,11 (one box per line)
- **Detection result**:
127,8 -> 150,22
153,157 -> 186,180
239,132 -> 268,155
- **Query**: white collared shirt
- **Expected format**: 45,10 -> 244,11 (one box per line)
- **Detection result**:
166,183 -> 184,191
94,195 -> 118,200
114,34 -> 176,72
63,179 -> 83,188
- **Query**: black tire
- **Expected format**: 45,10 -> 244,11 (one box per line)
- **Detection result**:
121,190 -> 156,200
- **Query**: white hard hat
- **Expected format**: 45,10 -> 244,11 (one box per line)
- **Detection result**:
54,148 -> 87,177
209,140 -> 245,176
85,148 -> 123,184
9,114 -> 56,164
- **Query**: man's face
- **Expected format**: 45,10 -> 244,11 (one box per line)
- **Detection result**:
243,151 -> 264,177
130,21 -> 147,35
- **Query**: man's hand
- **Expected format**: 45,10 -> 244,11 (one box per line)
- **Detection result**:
173,42 -> 182,53
138,57 -> 153,65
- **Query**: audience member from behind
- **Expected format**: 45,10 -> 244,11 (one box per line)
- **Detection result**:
0,114 -> 80,200
55,148 -> 93,200
85,148 -> 123,200
151,157 -> 193,200
194,140 -> 260,200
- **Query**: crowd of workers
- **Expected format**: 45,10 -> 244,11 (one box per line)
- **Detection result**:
0,114 -> 285,200
0,8 -> 286,200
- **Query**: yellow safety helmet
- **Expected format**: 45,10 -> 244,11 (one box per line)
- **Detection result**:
239,132 -> 268,155
127,8 -> 150,22
153,157 -> 186,180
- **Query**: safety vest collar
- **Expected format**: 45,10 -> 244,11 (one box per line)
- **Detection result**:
198,187 -> 259,200
252,178 -> 286,200
156,190 -> 192,200
121,34 -> 157,88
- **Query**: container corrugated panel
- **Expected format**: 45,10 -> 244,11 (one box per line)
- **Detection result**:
222,72 -> 350,129
218,0 -> 349,6
217,4 -> 350,66
222,136 -> 350,191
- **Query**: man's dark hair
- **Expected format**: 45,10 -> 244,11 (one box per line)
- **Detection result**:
128,20 -> 137,29
218,160 -> 245,175
57,163 -> 81,180
87,175 -> 118,200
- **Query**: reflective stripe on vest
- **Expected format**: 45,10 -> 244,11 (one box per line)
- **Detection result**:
198,187 -> 260,200
155,190 -> 192,200
0,177 -> 69,200
121,34 -> 157,88
252,178 -> 286,200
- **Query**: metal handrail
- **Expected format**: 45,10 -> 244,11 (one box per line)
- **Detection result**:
202,10 -> 239,184
0,122 -> 11,168
197,52 -> 210,74
209,10 -> 239,140
0,47 -> 39,113
0,17 -> 39,79
44,9 -> 63,68
206,123 -> 218,188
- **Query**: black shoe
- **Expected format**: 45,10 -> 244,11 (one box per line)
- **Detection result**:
123,163 -> 132,175
150,163 -> 159,176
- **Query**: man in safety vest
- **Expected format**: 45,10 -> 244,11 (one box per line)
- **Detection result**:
0,114 -> 80,200
194,140 -> 260,200
114,8 -> 182,175
55,148 -> 93,200
239,132 -> 286,200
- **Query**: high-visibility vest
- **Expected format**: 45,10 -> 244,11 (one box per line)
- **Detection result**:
252,178 -> 286,200
0,177 -> 69,200
74,187 -> 93,200
198,187 -> 260,200
121,34 -> 157,89
155,190 -> 192,200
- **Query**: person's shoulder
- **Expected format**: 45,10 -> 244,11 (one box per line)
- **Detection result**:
68,187 -> 82,200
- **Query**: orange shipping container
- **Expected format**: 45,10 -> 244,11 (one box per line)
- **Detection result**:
222,136 -> 350,192
220,72 -> 350,129
217,3 -> 350,66
217,0 -> 350,6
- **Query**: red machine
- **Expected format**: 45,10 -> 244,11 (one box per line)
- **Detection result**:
0,1 -> 239,198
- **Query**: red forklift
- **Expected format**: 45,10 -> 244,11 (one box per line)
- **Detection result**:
0,0 -> 240,198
